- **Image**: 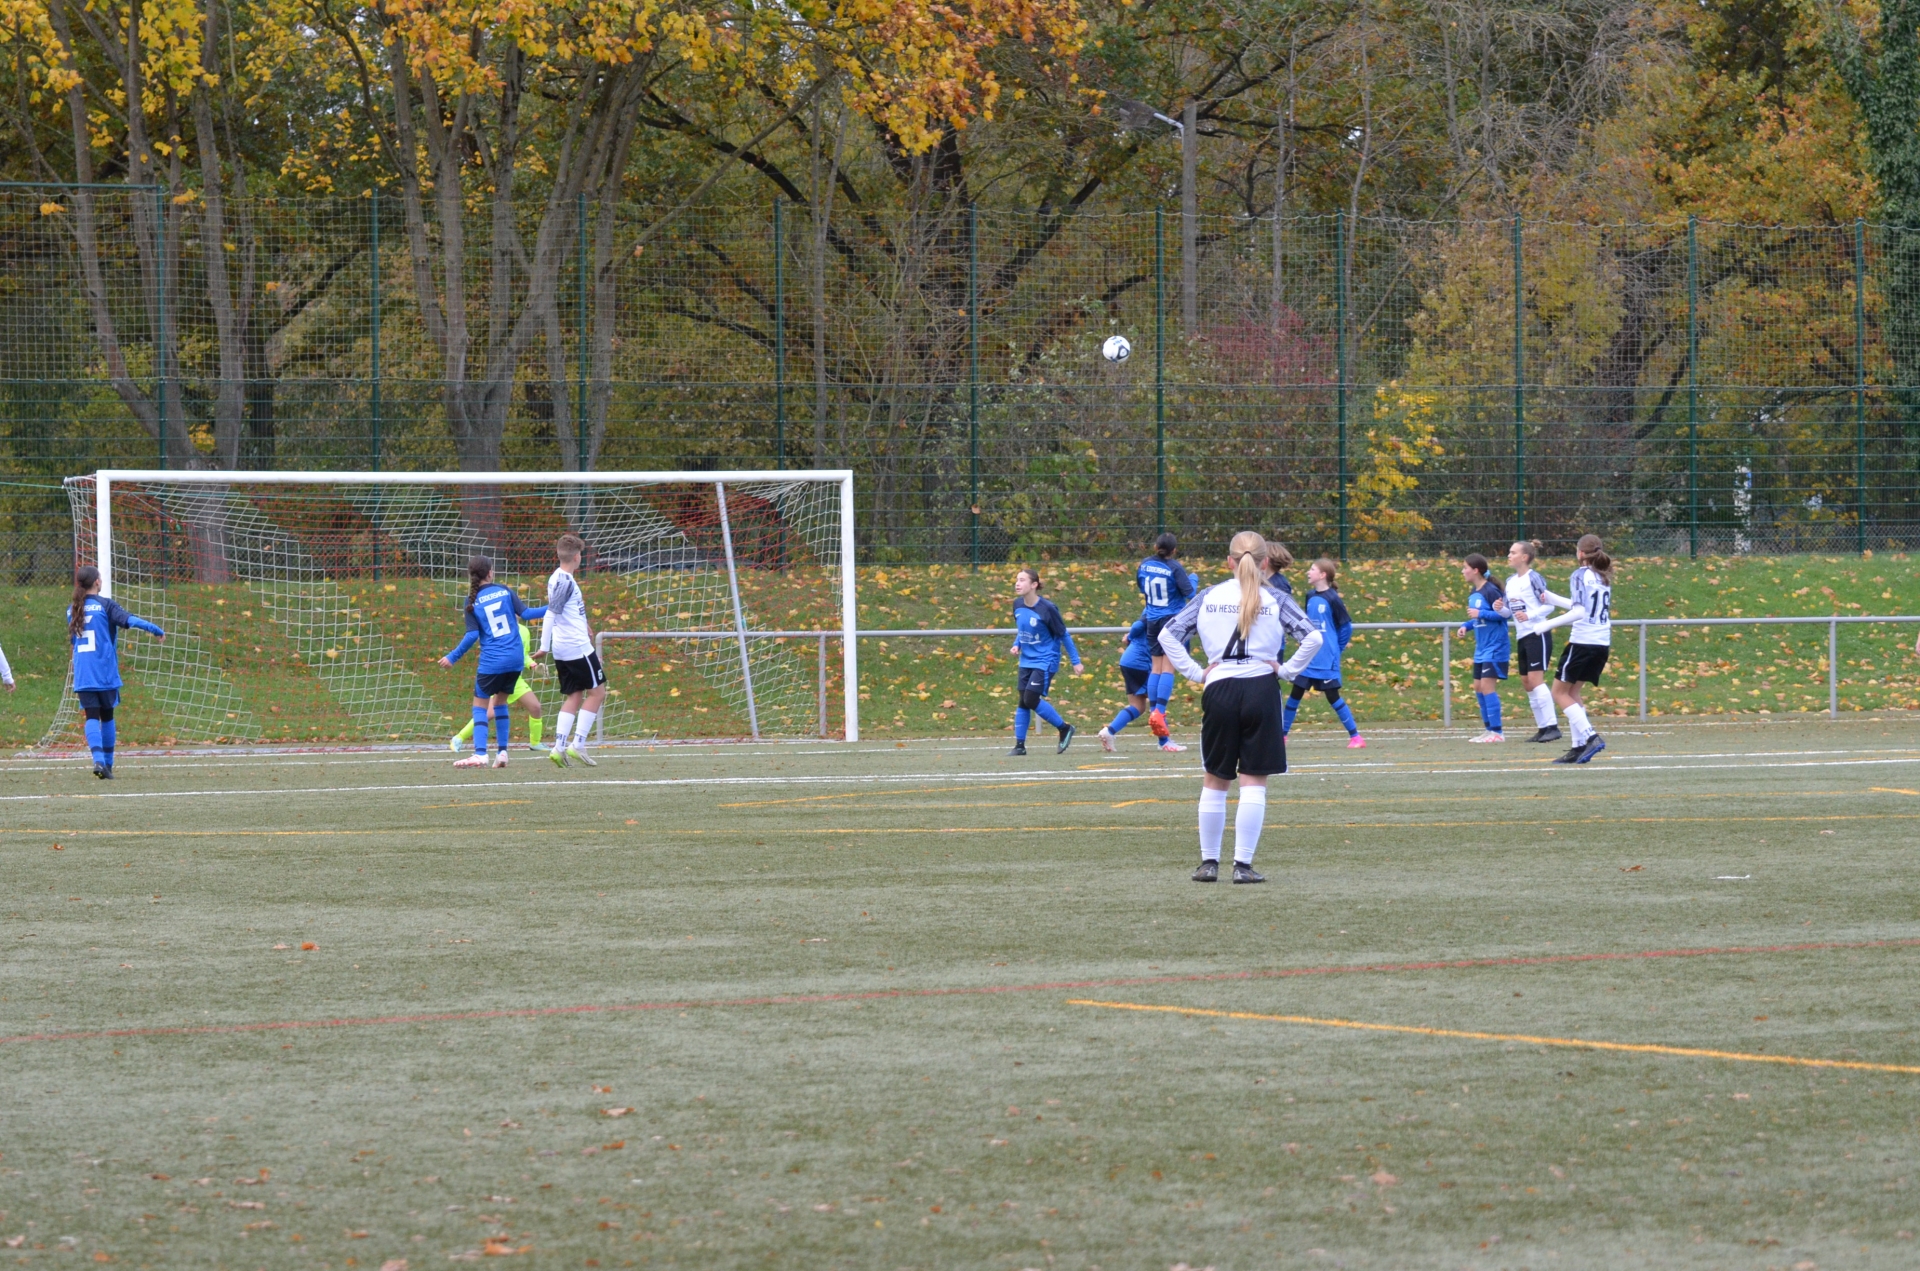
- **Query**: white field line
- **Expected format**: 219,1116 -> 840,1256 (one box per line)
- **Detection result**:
8,753 -> 1920,804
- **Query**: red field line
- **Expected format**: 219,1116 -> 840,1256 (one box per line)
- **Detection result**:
5,936 -> 1916,1047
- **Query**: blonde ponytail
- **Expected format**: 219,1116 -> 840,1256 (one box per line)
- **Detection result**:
1228,530 -> 1268,641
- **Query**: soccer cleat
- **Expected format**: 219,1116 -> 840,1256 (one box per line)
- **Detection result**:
491,751 -> 510,769
101,766 -> 114,780
1346,734 -> 1367,749
91,762 -> 107,779
453,754 -> 489,769
1007,743 -> 1028,757
1191,860 -> 1219,882
1148,708 -> 1169,739
549,745 -> 570,769
1469,731 -> 1505,743
1158,739 -> 1187,752
1232,862 -> 1265,884
1550,744 -> 1585,765
1529,725 -> 1562,743
448,733 -> 463,753
1056,723 -> 1076,754
1098,726 -> 1117,753
566,744 -> 598,768
1574,735 -> 1607,764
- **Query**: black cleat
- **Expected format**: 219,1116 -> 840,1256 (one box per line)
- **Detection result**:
100,765 -> 114,779
1232,862 -> 1265,884
1191,860 -> 1219,882
91,762 -> 108,779
1550,745 -> 1585,764
1574,735 -> 1607,764
1056,723 -> 1076,754
1007,742 -> 1028,757
1529,725 -> 1562,743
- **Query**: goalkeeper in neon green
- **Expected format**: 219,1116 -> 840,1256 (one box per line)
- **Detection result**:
449,616 -> 545,753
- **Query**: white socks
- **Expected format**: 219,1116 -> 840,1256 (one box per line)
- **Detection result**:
556,711 -> 577,748
1528,684 -> 1556,728
573,709 -> 598,746
1234,786 -> 1267,865
1564,703 -> 1591,746
1198,787 -> 1228,862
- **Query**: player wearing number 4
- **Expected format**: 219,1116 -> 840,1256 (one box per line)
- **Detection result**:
1536,534 -> 1615,765
540,534 -> 608,769
66,565 -> 165,779
440,557 -> 546,770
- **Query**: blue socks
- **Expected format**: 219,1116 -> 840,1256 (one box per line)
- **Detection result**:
1333,698 -> 1359,736
1478,690 -> 1503,733
1281,695 -> 1300,734
493,704 -> 511,752
1035,700 -> 1066,730
472,705 -> 490,756
85,718 -> 106,767
1107,704 -> 1141,734
1014,707 -> 1030,743
1146,671 -> 1173,713
102,718 -> 116,768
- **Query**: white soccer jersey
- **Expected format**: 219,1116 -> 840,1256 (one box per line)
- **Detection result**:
1567,565 -> 1613,645
540,567 -> 595,660
1504,569 -> 1570,638
1159,580 -> 1322,683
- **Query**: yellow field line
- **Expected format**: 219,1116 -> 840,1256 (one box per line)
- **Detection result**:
1870,787 -> 1920,796
1068,1000 -> 1920,1075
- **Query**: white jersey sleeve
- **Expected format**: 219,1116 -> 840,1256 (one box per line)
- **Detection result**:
543,568 -> 595,660
1506,570 -> 1569,637
0,639 -> 11,685
1567,566 -> 1612,645
1159,580 -> 1321,684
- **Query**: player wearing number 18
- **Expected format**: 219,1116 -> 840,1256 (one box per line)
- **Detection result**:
439,558 -> 547,770
1538,534 -> 1615,765
67,564 -> 166,780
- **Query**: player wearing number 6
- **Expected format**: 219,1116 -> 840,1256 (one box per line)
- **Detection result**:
67,564 -> 165,780
439,558 -> 546,770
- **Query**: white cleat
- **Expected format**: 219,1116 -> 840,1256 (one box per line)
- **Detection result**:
1468,731 -> 1506,743
566,744 -> 597,768
491,751 -> 509,769
452,754 -> 488,769
1158,740 -> 1187,753
1098,727 -> 1117,753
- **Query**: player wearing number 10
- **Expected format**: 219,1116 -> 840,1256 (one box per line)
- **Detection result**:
1136,534 -> 1195,741
67,564 -> 166,780
439,558 -> 547,770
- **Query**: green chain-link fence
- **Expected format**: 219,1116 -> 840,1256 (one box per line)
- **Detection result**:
4,188 -> 1918,578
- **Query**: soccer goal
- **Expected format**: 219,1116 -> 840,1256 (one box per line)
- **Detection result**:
40,470 -> 859,750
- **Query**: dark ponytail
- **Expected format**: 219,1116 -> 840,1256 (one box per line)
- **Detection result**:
465,557 -> 492,615
70,566 -> 99,640
1153,532 -> 1179,560
1576,534 -> 1615,584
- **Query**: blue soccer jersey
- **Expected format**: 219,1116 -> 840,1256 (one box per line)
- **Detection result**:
69,595 -> 164,691
1302,587 -> 1354,679
1465,579 -> 1511,663
1119,619 -> 1156,673
1013,597 -> 1080,672
1135,557 -> 1195,622
444,584 -> 543,675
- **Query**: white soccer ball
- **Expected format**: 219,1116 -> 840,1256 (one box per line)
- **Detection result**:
1101,334 -> 1133,363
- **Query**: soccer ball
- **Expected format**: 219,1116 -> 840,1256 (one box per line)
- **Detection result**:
1101,335 -> 1133,363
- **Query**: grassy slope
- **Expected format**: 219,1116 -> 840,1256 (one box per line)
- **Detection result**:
4,552 -> 1919,747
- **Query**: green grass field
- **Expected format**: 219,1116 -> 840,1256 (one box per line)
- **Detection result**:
6,719 -> 1920,1267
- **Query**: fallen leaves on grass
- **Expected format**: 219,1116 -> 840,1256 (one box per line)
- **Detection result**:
301,942 -> 317,951
49,843 -> 61,851
602,1107 -> 632,1117
1621,865 -> 1644,872
273,944 -> 288,950
592,1085 -> 613,1093
1370,1170 -> 1398,1187
380,1261 -> 409,1271
225,1200 -> 266,1210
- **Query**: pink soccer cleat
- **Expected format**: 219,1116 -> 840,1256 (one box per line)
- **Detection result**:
452,754 -> 488,768
1346,734 -> 1368,749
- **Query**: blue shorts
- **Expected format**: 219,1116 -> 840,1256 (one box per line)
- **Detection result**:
1472,659 -> 1510,681
475,670 -> 523,699
76,689 -> 120,711
1121,664 -> 1151,696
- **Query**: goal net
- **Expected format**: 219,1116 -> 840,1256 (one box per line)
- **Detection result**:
39,471 -> 858,750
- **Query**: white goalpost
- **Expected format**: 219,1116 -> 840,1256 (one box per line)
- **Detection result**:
43,469 -> 859,750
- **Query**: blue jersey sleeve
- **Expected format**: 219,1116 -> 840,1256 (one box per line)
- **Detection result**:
521,605 -> 548,622
445,611 -> 482,663
1172,566 -> 1195,604
1327,593 -> 1354,649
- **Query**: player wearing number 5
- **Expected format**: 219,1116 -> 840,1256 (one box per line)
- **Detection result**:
67,564 -> 165,780
440,557 -> 546,770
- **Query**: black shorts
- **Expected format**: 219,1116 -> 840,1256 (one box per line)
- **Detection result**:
1472,659 -> 1510,681
1121,664 -> 1151,697
475,670 -> 523,699
555,652 -> 607,695
1143,614 -> 1174,648
1516,632 -> 1554,676
1556,642 -> 1609,685
1017,665 -> 1053,700
76,688 -> 120,711
1290,676 -> 1341,697
1200,671 -> 1287,780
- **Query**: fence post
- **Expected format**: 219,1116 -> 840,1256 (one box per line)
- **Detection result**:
1854,217 -> 1868,555
1335,208 -> 1349,563
1638,622 -> 1648,720
774,198 -> 786,469
1687,215 -> 1699,559
968,203 -> 980,569
576,193 -> 590,473
1440,625 -> 1451,729
1513,213 -> 1525,543
818,632 -> 828,737
1155,208 -> 1167,536
370,190 -> 382,472
155,185 -> 167,470
1828,617 -> 1838,719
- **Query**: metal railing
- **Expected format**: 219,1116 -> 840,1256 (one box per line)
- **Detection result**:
598,616 -> 1920,740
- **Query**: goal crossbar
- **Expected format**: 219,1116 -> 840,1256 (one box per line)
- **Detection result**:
82,469 -> 861,744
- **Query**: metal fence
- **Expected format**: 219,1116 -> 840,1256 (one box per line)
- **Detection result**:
6,190 -> 1920,574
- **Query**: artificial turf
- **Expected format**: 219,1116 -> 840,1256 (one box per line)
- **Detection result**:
4,717 -> 1919,1267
